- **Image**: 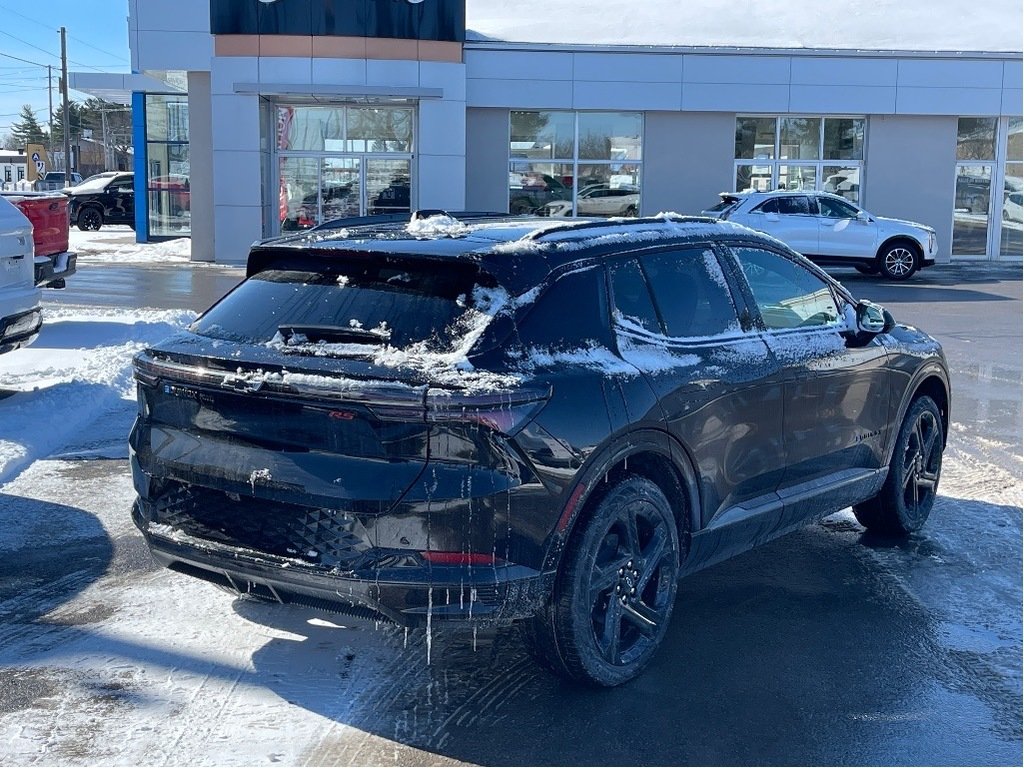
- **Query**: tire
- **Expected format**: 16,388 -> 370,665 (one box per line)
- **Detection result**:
510,199 -> 532,215
624,205 -> 638,218
77,207 -> 103,231
523,476 -> 680,686
878,240 -> 920,280
854,264 -> 879,275
854,396 -> 944,535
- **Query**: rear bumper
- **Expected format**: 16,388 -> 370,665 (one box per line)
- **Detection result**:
34,251 -> 77,287
133,500 -> 550,627
0,305 -> 42,353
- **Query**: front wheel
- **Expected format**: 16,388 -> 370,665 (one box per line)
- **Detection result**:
854,396 -> 944,535
523,476 -> 680,686
878,241 -> 919,280
77,207 -> 103,231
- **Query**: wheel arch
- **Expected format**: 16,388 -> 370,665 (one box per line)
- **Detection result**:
884,364 -> 951,465
876,234 -> 924,264
541,428 -> 701,578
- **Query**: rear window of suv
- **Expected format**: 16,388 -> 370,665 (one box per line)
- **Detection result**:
192,258 -> 499,352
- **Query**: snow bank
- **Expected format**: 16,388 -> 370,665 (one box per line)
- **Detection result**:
0,306 -> 195,485
69,227 -> 190,264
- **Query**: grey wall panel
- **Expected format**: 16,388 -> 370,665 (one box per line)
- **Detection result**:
187,72 -> 215,262
465,107 -> 511,212
642,111 -> 734,216
864,115 -> 957,263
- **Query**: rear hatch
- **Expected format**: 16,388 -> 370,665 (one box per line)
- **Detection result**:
133,251 -> 524,509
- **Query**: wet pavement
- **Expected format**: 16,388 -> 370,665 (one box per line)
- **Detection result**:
2,258 -> 1020,765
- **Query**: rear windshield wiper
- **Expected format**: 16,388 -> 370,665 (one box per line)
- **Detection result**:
278,324 -> 388,345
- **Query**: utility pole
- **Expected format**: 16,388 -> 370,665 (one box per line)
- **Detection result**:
47,64 -> 53,158
60,27 -> 71,185
101,109 -> 110,169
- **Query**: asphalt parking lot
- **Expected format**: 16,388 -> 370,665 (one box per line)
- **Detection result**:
0,257 -> 1020,765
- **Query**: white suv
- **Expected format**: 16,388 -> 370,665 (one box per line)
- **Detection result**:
702,191 -> 938,280
0,196 -> 42,354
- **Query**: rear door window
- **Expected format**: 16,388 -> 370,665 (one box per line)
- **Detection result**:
639,248 -> 740,338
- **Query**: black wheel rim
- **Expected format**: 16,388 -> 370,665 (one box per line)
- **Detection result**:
82,210 -> 100,230
901,409 -> 942,521
587,501 -> 675,666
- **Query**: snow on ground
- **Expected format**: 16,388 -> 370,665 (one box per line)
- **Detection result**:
69,226 -> 190,264
0,306 -> 195,488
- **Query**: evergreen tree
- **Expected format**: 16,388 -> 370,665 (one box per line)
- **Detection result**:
51,101 -> 84,145
10,105 -> 46,147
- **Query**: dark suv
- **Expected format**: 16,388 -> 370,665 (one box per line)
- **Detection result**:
130,212 -> 949,686
66,172 -> 135,230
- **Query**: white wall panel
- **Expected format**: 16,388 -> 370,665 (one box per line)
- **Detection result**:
213,205 -> 263,264
682,82 -> 789,112
683,55 -> 791,84
572,53 -> 682,83
134,0 -> 209,32
212,151 -> 263,207
790,57 -> 897,86
135,30 -> 212,72
417,155 -> 466,210
259,57 -> 312,86
896,86 -> 1003,115
897,59 -> 1004,89
211,57 -> 258,96
466,78 -> 573,108
419,100 -> 467,157
419,62 -> 467,101
366,60 -> 420,87
211,94 -> 261,152
311,59 -> 368,87
465,50 -> 573,81
789,84 -> 896,114
573,80 -> 682,110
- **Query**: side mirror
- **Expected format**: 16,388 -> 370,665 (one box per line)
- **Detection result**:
843,300 -> 893,345
856,210 -> 871,223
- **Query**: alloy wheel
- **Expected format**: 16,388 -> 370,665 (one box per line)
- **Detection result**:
883,247 -> 915,278
587,500 -> 675,666
900,408 -> 942,524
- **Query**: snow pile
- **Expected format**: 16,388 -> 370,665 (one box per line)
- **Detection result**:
0,306 -> 195,485
69,227 -> 190,264
405,214 -> 470,239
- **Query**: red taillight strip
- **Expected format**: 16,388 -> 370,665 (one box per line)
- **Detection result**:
556,482 -> 589,532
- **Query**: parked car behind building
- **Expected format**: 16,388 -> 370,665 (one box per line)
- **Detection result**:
703,190 -> 938,280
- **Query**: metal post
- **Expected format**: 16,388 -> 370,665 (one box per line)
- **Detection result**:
47,64 -> 53,158
60,27 -> 71,185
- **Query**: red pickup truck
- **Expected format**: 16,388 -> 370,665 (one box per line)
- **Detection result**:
0,191 -> 77,288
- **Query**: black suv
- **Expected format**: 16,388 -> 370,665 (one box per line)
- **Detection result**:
130,213 -> 949,686
66,172 -> 135,230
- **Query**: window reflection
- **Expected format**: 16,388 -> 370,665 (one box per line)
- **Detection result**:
1000,118 -> 1023,257
953,165 -> 992,256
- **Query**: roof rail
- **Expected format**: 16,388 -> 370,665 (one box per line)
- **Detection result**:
524,213 -> 718,242
311,210 -> 510,232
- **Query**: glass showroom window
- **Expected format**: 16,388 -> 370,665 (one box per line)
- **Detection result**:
275,104 -> 413,232
952,117 -> 998,257
735,116 -> 865,203
999,117 -> 1022,258
146,94 -> 190,237
509,111 -> 642,217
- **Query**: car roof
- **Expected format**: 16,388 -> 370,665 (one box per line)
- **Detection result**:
722,189 -> 852,203
248,211 -> 790,294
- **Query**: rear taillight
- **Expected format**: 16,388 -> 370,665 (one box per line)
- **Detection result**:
425,388 -> 549,436
420,551 -> 504,566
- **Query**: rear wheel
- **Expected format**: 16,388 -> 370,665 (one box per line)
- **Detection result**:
523,476 -> 680,686
854,396 -> 944,535
878,240 -> 919,280
77,207 -> 103,231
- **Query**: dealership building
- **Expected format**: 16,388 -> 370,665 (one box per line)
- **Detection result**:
70,0 -> 1023,264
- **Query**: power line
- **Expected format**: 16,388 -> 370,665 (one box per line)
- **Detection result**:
0,51 -> 48,68
0,1 -> 129,64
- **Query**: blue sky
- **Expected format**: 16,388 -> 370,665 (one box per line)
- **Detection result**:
0,0 -> 130,140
